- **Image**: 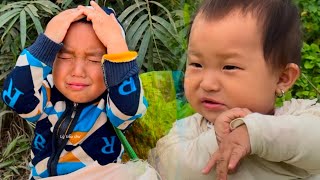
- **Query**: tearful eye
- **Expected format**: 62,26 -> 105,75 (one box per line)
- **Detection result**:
223,65 -> 240,70
57,53 -> 73,60
88,59 -> 101,64
87,57 -> 101,64
57,56 -> 72,60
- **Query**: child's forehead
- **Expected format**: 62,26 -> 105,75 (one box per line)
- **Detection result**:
195,9 -> 260,26
190,10 -> 263,47
60,46 -> 105,55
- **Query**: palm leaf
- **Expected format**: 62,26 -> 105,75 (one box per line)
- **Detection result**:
0,8 -> 21,28
126,14 -> 148,41
118,2 -> 147,22
151,15 -> 176,36
19,9 -> 27,49
128,20 -> 149,50
26,4 -> 39,18
137,29 -> 151,67
120,0 -> 179,71
1,15 -> 18,41
25,6 -> 43,34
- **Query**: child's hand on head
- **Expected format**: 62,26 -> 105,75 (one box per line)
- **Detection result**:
214,108 -> 251,144
45,8 -> 85,43
203,125 -> 251,180
78,1 -> 128,54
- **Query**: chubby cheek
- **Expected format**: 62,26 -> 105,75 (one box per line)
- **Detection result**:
52,68 -> 65,89
90,71 -> 107,94
184,76 -> 199,108
231,90 -> 276,115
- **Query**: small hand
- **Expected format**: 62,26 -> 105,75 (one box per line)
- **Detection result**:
202,126 -> 251,180
78,1 -> 128,53
45,8 -> 85,43
214,108 -> 251,144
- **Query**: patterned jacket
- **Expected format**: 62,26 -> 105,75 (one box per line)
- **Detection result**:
1,32 -> 148,179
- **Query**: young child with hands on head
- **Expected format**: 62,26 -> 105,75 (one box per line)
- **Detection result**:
148,0 -> 320,179
1,1 -> 147,179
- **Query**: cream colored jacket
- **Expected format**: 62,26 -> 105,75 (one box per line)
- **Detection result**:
148,99 -> 320,180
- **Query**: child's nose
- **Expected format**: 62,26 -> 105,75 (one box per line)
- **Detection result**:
71,58 -> 86,77
199,71 -> 220,92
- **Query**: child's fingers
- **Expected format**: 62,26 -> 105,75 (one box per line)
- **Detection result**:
44,8 -> 85,43
90,0 -> 106,14
71,9 -> 86,22
63,8 -> 85,22
202,152 -> 218,174
74,14 -> 86,21
225,108 -> 249,121
77,6 -> 95,21
109,13 -> 117,23
241,108 -> 252,115
78,4 -> 107,22
215,150 -> 231,180
228,147 -> 246,172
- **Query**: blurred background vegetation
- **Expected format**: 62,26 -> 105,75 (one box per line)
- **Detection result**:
0,0 -> 319,179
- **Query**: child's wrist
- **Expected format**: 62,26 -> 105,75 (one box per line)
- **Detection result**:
102,59 -> 139,87
106,40 -> 129,54
102,50 -> 139,88
26,33 -> 63,67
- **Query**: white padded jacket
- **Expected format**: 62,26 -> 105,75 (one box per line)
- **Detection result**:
148,99 -> 320,180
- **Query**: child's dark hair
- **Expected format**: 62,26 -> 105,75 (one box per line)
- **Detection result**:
191,0 -> 302,69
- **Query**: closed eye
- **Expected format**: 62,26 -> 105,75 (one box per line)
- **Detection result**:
88,59 -> 101,64
57,56 -> 72,60
57,52 -> 73,60
87,56 -> 101,64
223,65 -> 240,70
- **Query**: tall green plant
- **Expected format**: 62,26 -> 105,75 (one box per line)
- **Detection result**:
118,0 -> 181,72
289,0 -> 320,100
0,1 -> 60,49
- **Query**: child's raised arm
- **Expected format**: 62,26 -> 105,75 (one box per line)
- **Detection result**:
1,9 -> 84,122
78,1 -> 147,130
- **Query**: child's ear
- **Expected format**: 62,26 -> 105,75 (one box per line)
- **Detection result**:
276,63 -> 300,93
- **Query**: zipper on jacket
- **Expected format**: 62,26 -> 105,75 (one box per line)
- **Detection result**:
48,102 -> 78,176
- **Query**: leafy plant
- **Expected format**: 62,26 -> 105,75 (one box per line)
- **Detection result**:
288,0 -> 320,101
297,0 -> 320,44
0,115 -> 33,180
293,43 -> 320,99
118,0 -> 182,72
0,0 -> 60,49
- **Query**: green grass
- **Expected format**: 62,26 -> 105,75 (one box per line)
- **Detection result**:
0,113 -> 33,180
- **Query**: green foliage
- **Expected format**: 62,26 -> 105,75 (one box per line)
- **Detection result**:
297,0 -> 320,44
0,135 -> 31,180
125,71 -> 194,159
118,0 -> 181,71
0,0 -> 60,50
0,115 -> 33,180
287,0 -> 320,101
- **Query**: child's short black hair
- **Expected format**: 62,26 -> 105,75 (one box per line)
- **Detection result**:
191,0 -> 302,69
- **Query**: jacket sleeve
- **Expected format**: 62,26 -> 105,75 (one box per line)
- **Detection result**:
239,99 -> 320,174
102,52 -> 147,130
1,33 -> 62,122
148,115 -> 218,180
